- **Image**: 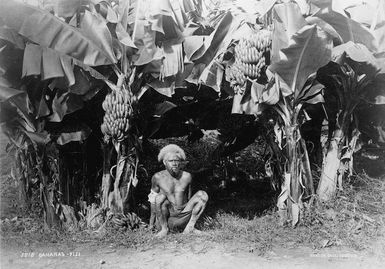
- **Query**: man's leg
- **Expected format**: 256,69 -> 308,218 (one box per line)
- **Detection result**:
181,190 -> 209,234
155,193 -> 170,237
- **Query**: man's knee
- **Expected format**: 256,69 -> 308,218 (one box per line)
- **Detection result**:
155,193 -> 166,205
196,190 -> 208,203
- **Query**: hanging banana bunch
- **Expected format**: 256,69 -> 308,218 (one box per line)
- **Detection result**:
226,28 -> 272,95
101,89 -> 132,142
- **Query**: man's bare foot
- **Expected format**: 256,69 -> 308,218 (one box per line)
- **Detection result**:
155,229 -> 168,238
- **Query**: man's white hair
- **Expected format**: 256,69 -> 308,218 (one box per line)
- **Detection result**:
158,144 -> 186,162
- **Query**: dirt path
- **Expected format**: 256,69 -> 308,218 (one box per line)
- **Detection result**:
1,241 -> 384,269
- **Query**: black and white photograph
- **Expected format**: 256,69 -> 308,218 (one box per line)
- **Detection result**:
0,0 -> 384,268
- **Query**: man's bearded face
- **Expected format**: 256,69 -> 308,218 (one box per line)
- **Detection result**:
164,153 -> 182,175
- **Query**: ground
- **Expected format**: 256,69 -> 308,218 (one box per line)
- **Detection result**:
1,132 -> 384,269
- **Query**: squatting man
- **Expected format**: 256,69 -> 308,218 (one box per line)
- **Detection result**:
148,144 -> 209,237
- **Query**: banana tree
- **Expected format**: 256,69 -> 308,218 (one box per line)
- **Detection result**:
0,0 -> 210,222
316,55 -> 383,201
216,1 -> 331,225
0,0 -> 141,223
306,0 -> 385,201
249,2 -> 332,226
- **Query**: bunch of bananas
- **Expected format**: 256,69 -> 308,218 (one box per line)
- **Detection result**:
101,90 -> 132,142
226,28 -> 272,95
111,212 -> 144,230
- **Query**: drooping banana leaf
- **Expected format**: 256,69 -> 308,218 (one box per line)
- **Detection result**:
0,1 -> 117,66
80,10 -> 118,63
198,61 -> 224,93
314,8 -> 377,52
22,43 -> 76,85
160,43 -> 184,79
332,41 -> 380,69
133,24 -> 158,66
192,12 -> 233,65
268,24 -> 332,97
190,12 -> 243,92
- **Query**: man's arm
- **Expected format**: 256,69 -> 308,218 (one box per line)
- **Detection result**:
148,174 -> 159,229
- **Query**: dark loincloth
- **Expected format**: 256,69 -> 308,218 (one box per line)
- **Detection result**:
167,203 -> 192,231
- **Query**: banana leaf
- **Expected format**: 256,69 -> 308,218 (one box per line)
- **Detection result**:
189,12 -> 243,92
22,43 -> 76,86
133,24 -> 158,66
314,8 -> 377,52
160,43 -> 184,78
80,10 -> 118,63
305,16 -> 342,45
295,74 -> 325,104
49,90 -> 84,122
198,61 -> 224,93
255,0 -> 278,17
271,2 -> 307,63
0,40 -> 23,90
309,0 -> 331,9
69,67 -> 91,95
269,24 -> 332,96
52,0 -> 82,18
0,24 -> 25,50
0,1 -> 117,66
344,2 -> 382,27
0,86 -> 24,102
193,12 -> 233,65
374,24 -> 385,53
115,23 -> 137,48
332,41 -> 380,69
57,127 -> 91,145
231,93 -> 261,115
183,36 -> 205,61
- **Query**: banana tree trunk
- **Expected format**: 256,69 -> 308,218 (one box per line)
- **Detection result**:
101,144 -> 113,209
15,150 -> 30,212
300,138 -> 314,199
317,128 -> 360,201
38,166 -> 61,229
317,129 -> 344,201
277,124 -> 311,226
286,125 -> 302,225
107,141 -> 136,213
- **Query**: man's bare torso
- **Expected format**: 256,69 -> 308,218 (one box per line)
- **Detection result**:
153,170 -> 192,208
